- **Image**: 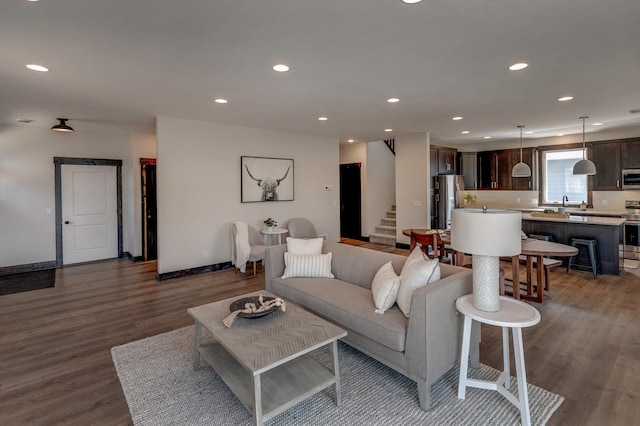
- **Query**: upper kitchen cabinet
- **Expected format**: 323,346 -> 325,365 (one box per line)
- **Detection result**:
435,146 -> 457,175
478,150 -> 511,189
460,152 -> 477,190
622,138 -> 640,169
511,148 -> 537,190
590,141 -> 622,191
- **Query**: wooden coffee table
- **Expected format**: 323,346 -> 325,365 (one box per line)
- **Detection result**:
188,290 -> 347,425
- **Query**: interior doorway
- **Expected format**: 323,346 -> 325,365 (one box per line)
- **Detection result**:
340,163 -> 362,239
140,158 -> 157,261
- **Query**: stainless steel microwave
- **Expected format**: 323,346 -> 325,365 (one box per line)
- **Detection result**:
622,169 -> 640,189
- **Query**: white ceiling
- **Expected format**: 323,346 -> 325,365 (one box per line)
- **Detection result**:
2,0 -> 640,145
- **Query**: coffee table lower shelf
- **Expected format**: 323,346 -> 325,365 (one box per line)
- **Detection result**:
199,342 -> 340,424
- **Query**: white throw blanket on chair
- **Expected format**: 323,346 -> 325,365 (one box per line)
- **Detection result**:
232,221 -> 251,273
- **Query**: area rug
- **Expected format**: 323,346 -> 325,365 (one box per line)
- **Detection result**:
112,326 -> 563,426
0,269 -> 55,296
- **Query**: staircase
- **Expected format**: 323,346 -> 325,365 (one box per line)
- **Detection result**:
369,205 -> 396,246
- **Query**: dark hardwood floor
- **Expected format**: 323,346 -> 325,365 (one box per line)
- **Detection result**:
0,241 -> 638,425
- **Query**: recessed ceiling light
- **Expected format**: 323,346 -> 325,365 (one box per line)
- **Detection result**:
214,98 -> 228,104
387,98 -> 400,103
26,64 -> 49,72
525,131 -> 533,134
16,118 -> 34,123
461,130 -> 470,134
509,62 -> 528,71
273,64 -> 290,72
384,128 -> 393,132
592,122 -> 604,126
558,96 -> 574,102
401,0 -> 423,3
348,139 -> 354,143
483,136 -> 492,139
452,116 -> 463,121
318,116 -> 328,121
557,133 -> 565,137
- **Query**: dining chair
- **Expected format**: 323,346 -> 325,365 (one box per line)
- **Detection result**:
410,231 -> 451,263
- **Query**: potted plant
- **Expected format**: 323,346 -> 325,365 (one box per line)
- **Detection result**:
464,193 -> 477,206
264,218 -> 277,230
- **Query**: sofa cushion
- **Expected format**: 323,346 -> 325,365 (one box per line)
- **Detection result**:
371,261 -> 401,314
271,277 -> 408,352
282,252 -> 334,279
397,247 -> 441,318
286,237 -> 323,255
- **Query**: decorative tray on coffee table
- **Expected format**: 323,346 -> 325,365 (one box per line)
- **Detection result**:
229,296 -> 279,318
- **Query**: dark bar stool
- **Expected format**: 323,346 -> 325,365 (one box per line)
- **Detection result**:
566,237 -> 601,279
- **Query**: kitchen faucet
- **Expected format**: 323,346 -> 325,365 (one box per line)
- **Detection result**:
562,195 -> 568,207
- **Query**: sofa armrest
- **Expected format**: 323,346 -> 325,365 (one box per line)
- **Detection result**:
264,244 -> 287,291
405,267 -> 479,383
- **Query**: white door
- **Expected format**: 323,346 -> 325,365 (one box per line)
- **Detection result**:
61,165 -> 118,265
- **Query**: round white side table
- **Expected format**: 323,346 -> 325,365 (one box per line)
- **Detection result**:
456,294 -> 541,426
261,228 -> 288,245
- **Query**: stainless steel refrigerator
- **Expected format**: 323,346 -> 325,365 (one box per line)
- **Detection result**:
435,175 -> 464,229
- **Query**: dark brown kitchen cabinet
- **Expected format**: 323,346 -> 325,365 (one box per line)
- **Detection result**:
622,139 -> 640,169
590,142 -> 622,191
437,147 -> 457,174
478,150 -> 511,189
460,152 -> 477,189
511,148 -> 537,190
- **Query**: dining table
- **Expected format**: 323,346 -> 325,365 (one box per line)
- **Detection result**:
402,228 -> 579,303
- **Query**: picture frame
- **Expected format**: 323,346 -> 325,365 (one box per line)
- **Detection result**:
241,156 -> 294,202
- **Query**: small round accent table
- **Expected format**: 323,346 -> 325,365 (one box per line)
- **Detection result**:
261,228 -> 288,245
456,294 -> 541,426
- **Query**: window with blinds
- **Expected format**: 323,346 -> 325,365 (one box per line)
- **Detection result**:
542,149 -> 588,204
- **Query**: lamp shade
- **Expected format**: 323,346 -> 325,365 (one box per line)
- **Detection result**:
51,118 -> 74,132
512,161 -> 532,177
573,159 -> 596,175
451,208 -> 521,256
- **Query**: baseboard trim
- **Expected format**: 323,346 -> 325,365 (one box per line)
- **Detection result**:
158,261 -> 233,281
0,261 -> 57,277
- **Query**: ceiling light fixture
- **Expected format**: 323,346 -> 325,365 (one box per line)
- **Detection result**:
483,136 -> 492,139
387,98 -> 400,103
273,64 -> 290,72
401,0 -> 423,4
512,125 -> 532,177
461,131 -> 470,134
384,128 -> 393,132
573,116 -> 596,175
26,64 -> 49,72
318,116 -> 328,121
558,96 -> 574,102
452,116 -> 463,120
592,122 -> 603,126
51,118 -> 74,132
509,62 -> 528,71
214,98 -> 228,104
17,118 -> 34,123
348,139 -> 354,143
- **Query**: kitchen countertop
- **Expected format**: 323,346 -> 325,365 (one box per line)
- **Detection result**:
516,208 -> 626,216
521,212 -> 625,226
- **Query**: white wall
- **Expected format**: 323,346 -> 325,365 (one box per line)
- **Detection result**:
156,116 -> 340,275
339,142 -> 367,235
395,132 -> 430,245
366,141 -> 395,236
0,124 -> 153,268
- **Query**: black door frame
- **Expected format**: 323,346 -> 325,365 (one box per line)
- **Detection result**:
54,157 -> 123,266
140,158 -> 157,261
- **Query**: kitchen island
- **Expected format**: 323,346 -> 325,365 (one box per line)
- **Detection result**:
521,213 -> 624,275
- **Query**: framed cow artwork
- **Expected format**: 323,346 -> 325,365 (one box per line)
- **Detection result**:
241,156 -> 294,202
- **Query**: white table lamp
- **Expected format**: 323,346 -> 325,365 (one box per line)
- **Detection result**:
451,208 -> 521,312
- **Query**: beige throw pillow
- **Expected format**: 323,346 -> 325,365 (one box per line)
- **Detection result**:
282,252 -> 334,279
371,261 -> 401,314
286,237 -> 324,255
396,247 -> 441,318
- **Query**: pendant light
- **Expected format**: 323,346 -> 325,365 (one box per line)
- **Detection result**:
573,116 -> 596,175
51,118 -> 74,132
512,125 -> 531,177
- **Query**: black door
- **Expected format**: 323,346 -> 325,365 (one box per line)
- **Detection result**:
340,163 -> 361,239
141,160 -> 157,261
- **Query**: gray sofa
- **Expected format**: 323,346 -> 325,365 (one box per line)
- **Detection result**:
264,241 -> 480,410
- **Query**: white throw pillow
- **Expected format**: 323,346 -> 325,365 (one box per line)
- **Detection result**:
282,252 -> 334,279
396,247 -> 441,318
286,237 -> 324,255
371,261 -> 401,314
